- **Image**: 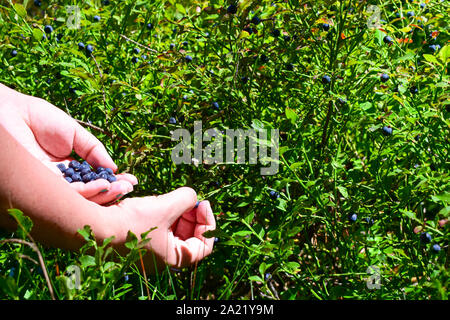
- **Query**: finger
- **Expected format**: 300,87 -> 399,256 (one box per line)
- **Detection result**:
70,179 -> 111,198
115,173 -> 138,186
156,187 -> 198,224
87,179 -> 134,204
72,122 -> 118,172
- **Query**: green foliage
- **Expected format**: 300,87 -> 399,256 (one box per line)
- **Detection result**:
0,0 -> 449,300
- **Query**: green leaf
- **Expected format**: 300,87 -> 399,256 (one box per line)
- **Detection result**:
285,107 -> 298,125
202,227 -> 230,239
32,28 -> 43,41
431,192 -> 450,203
438,44 -> 450,62
80,255 -> 96,268
77,225 -> 94,242
8,209 -> 33,238
423,54 -> 442,66
124,231 -> 138,249
13,4 -> 27,18
248,275 -> 263,282
337,186 -> 348,199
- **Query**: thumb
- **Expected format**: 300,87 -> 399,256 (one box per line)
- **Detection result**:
155,187 -> 198,225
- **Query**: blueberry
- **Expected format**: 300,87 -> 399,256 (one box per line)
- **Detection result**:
78,42 -> 85,50
212,102 -> 220,110
420,3 -> 426,9
380,73 -> 389,82
322,75 -> 331,84
407,11 -> 414,18
348,213 -> 358,222
11,49 -> 17,57
182,41 -> 188,47
382,126 -> 393,136
337,98 -> 347,105
251,16 -> 261,25
80,168 -> 91,176
410,86 -> 418,94
169,117 -> 177,124
260,54 -> 269,63
170,43 -> 176,50
71,173 -> 82,182
69,160 -> 81,170
98,172 -> 109,180
227,4 -> 237,14
133,47 -> 140,54
107,175 -> 117,183
141,54 -> 147,60
64,168 -> 75,177
269,190 -> 280,200
86,44 -> 94,54
271,29 -> 280,37
185,55 -> 193,62
241,76 -> 248,84
82,173 -> 93,183
105,168 -> 114,175
91,172 -> 99,180
34,0 -> 41,7
56,33 -> 63,42
383,35 -> 393,44
243,27 -> 253,34
102,0 -> 110,5
96,167 -> 105,174
147,23 -> 153,30
364,217 -> 374,225
420,232 -> 431,243
432,244 -> 441,252
57,163 -> 66,173
93,15 -> 101,22
131,57 -> 139,64
322,23 -> 330,31
64,176 -> 73,183
44,25 -> 53,34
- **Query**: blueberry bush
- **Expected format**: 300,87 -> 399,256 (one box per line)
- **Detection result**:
0,0 -> 448,300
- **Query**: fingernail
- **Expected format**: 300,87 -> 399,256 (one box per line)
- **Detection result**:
194,201 -> 201,208
115,193 -> 123,199
100,189 -> 108,193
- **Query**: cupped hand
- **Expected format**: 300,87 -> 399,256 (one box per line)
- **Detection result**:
0,84 -> 137,204
116,187 -> 216,273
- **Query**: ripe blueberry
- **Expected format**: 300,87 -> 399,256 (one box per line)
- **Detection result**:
322,75 -> 331,84
251,16 -> 261,25
380,73 -> 389,82
64,168 -> 75,177
407,11 -> 414,18
348,213 -> 358,222
107,175 -> 117,183
131,57 -> 138,64
410,86 -> 418,94
383,35 -> 393,44
98,172 -> 109,180
241,76 -> 248,84
78,42 -> 85,50
69,160 -> 81,170
227,4 -> 237,14
34,0 -> 41,7
64,176 -> 73,183
420,232 -> 431,243
212,102 -> 220,110
57,163 -> 66,173
71,173 -> 82,182
11,49 -> 17,57
322,23 -> 330,31
269,190 -> 280,200
96,167 -> 105,174
44,25 -> 53,34
105,168 -> 113,175
93,15 -> 101,22
185,55 -> 193,62
86,44 -> 94,54
133,47 -> 140,54
169,117 -> 177,124
432,244 -> 441,252
382,126 -> 393,136
147,23 -> 153,30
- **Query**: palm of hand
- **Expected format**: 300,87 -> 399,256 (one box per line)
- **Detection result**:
0,85 -> 137,204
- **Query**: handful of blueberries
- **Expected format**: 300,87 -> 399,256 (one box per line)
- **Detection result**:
57,160 -> 117,184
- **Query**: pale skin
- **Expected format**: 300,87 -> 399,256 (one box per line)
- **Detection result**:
0,84 -> 216,273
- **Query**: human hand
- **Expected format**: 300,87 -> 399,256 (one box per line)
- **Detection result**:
0,83 -> 137,204
114,187 -> 216,273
